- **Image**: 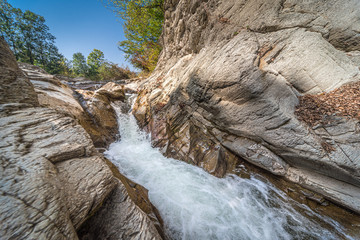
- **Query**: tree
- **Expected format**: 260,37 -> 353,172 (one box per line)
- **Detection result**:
0,0 -> 65,74
55,57 -> 73,76
104,0 -> 164,73
98,61 -> 135,80
0,0 -> 20,56
87,49 -> 105,78
87,49 -> 105,69
72,52 -> 89,76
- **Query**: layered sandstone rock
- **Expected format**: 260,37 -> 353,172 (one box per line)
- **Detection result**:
0,37 -> 116,238
18,63 -> 123,148
0,107 -> 116,239
78,160 -> 165,240
133,0 -> 360,213
0,37 -> 38,106
0,37 -> 162,239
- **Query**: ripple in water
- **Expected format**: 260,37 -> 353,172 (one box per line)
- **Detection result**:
105,107 -> 354,240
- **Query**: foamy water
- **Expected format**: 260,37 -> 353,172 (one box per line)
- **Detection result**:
105,104 -> 353,240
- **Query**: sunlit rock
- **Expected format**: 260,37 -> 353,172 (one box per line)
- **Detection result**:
133,0 -> 360,213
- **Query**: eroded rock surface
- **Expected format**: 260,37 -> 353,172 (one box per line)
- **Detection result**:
78,160 -> 164,240
18,63 -> 123,148
0,108 -> 116,239
78,182 -> 163,240
133,0 -> 360,213
0,37 -> 38,106
0,37 -> 163,239
0,36 -> 116,238
73,82 -> 125,149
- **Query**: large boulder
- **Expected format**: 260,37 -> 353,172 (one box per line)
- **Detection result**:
95,82 -> 125,101
73,82 -> 127,149
133,0 -> 360,213
78,160 -> 165,240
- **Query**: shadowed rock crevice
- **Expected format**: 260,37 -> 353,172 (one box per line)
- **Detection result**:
78,159 -> 166,240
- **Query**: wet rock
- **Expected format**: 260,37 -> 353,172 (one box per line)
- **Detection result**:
95,82 -> 125,101
75,82 -> 127,148
78,160 -> 165,240
134,93 -> 239,177
133,0 -> 360,212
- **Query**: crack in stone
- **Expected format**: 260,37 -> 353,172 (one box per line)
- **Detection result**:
0,190 -> 69,238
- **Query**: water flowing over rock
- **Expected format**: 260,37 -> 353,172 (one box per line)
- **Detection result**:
107,106 -> 359,239
0,37 -> 163,239
133,0 -> 360,213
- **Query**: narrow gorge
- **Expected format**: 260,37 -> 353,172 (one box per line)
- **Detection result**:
1,0 -> 360,239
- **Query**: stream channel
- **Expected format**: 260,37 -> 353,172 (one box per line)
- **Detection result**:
105,99 -> 357,240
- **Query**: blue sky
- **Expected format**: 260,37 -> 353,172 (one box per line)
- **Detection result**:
8,0 -> 133,69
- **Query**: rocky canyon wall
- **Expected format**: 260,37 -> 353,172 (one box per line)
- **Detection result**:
133,0 -> 360,213
0,37 -> 163,239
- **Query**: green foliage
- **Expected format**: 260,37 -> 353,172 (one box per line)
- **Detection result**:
0,0 -> 19,54
0,0 -> 137,79
98,61 -> 136,80
87,49 -> 105,78
72,52 -> 89,76
71,51 -> 135,80
58,57 -> 73,76
87,49 -> 105,69
0,0 -> 66,74
105,0 -> 164,73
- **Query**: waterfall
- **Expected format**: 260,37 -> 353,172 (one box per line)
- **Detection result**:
105,103 -> 353,240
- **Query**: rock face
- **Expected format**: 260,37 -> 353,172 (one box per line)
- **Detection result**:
133,0 -> 360,213
18,63 -> 122,148
78,183 -> 163,240
0,107 -> 116,239
0,36 -> 116,239
78,160 -> 165,240
0,37 -> 163,239
74,82 -> 125,148
0,37 -> 38,106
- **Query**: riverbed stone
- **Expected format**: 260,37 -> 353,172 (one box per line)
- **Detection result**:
95,82 -> 125,100
78,160 -> 164,240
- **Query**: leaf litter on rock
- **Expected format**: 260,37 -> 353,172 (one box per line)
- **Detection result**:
295,81 -> 360,152
295,81 -> 360,126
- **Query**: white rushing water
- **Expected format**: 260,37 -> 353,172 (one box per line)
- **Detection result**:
105,103 -> 352,240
